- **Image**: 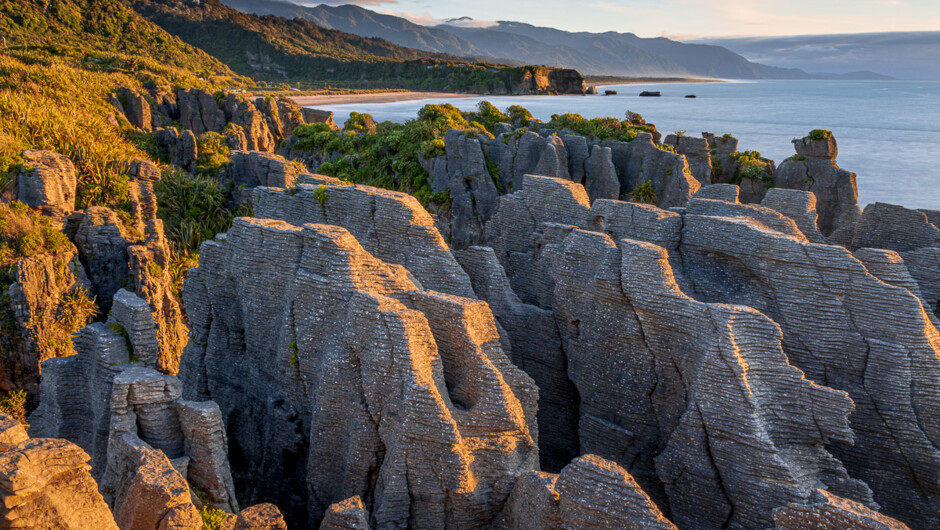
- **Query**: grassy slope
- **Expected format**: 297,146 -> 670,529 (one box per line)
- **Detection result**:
0,0 -> 244,210
125,0 -> 544,92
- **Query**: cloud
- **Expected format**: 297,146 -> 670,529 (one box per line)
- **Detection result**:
382,10 -> 497,28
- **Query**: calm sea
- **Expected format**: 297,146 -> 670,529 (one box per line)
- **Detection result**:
314,80 -> 940,210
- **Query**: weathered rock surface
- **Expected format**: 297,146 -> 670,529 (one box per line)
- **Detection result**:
223,94 -> 276,152
118,87 -> 152,132
301,108 -> 340,131
853,201 -> 940,252
229,151 -> 299,189
29,322 -> 130,473
761,187 -> 828,243
678,204 -> 940,528
454,246 -> 578,471
774,133 -> 861,243
443,129 -> 500,249
549,230 -> 869,528
110,443 -> 201,530
555,455 -> 675,529
496,454 -> 675,529
584,144 -> 619,203
774,489 -> 911,530
252,181 -> 476,298
1,243 -> 89,393
318,496 -> 369,530
16,150 -> 77,217
73,209 -> 186,372
180,218 -> 537,526
664,133 -> 711,185
616,132 -> 699,208
234,503 -> 288,530
0,434 -> 118,529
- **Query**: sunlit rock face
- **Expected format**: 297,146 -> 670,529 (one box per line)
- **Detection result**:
180,217 -> 538,527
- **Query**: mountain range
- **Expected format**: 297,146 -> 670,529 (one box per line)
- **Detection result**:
694,32 -> 940,81
219,0 -> 891,80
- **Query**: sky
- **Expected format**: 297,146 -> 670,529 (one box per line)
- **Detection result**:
306,0 -> 940,38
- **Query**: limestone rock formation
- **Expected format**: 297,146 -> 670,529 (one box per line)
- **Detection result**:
614,132 -> 699,208
118,87 -> 152,132
72,209 -> 186,372
0,429 -> 118,529
110,443 -> 201,530
555,455 -> 675,529
229,151 -> 300,189
252,181 -> 476,298
677,203 -> 940,528
497,454 -> 676,529
302,108 -> 340,131
584,144 -> 619,203
774,133 -> 861,243
774,490 -> 910,530
234,503 -> 288,530
223,93 -> 276,152
663,133 -> 711,185
180,218 -> 537,526
761,187 -> 827,243
443,129 -> 500,248
318,496 -> 370,530
454,245 -> 578,470
177,88 -> 225,136
16,150 -> 77,217
703,132 -> 739,182
853,201 -> 940,252
1,241 -> 90,393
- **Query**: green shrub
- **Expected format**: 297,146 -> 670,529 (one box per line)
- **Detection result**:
0,389 -> 29,427
288,341 -> 298,365
630,181 -> 657,204
199,505 -> 228,530
313,185 -> 328,206
808,129 -> 832,141
195,132 -> 231,178
0,201 -> 74,265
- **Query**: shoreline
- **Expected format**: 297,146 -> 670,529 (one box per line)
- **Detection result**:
290,91 -> 476,106
289,78 -> 725,106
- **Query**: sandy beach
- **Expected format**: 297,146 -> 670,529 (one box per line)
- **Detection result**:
290,91 -> 476,106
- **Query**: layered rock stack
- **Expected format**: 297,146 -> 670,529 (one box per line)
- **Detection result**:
180,215 -> 538,526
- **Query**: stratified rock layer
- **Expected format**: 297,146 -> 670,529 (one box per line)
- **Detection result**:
181,218 -> 537,526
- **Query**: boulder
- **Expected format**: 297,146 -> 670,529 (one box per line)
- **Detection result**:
301,108 -> 340,131
318,496 -> 369,530
119,88 -> 152,132
228,151 -> 299,189
127,158 -> 162,183
16,150 -> 77,217
111,443 -> 201,530
0,437 -> 118,529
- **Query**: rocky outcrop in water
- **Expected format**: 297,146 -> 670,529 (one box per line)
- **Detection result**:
16,150 -> 77,218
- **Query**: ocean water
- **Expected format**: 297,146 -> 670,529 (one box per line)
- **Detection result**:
313,80 -> 940,210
